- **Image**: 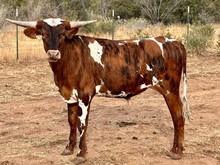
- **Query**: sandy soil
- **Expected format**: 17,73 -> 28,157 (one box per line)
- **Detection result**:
0,55 -> 219,165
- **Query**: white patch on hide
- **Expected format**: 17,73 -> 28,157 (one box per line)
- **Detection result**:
62,89 -> 78,104
89,40 -> 104,67
140,84 -> 151,89
146,64 -> 153,71
152,76 -> 162,87
147,37 -> 164,58
133,40 -> 140,45
118,42 -> 124,46
78,99 -> 88,127
165,38 -> 176,42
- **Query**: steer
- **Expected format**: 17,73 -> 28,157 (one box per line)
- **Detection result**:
6,18 -> 189,160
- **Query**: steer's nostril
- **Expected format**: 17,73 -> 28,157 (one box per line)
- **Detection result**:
55,52 -> 60,56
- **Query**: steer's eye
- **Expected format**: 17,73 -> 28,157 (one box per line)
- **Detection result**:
42,33 -> 45,38
41,33 -> 48,40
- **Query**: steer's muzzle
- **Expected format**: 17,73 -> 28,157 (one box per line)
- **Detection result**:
47,50 -> 61,62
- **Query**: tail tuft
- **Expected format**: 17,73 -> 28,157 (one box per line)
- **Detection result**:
182,73 -> 190,121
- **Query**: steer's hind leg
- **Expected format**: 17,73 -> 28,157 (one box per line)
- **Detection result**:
62,103 -> 78,155
163,93 -> 185,160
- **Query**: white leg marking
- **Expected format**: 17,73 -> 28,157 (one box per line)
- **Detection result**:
80,130 -> 85,138
78,100 -> 88,126
78,96 -> 91,137
62,89 -> 78,104
88,41 -> 104,67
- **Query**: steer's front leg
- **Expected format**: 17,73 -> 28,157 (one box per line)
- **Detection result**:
76,95 -> 92,157
62,103 -> 78,155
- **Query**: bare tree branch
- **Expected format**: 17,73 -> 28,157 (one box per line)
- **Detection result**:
136,0 -> 182,24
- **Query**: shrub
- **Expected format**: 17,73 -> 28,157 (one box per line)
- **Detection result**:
164,29 -> 172,39
81,21 -> 112,34
183,25 -> 215,55
133,29 -> 149,39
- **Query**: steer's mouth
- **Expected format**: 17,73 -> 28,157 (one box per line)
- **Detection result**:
48,57 -> 59,63
47,50 -> 61,63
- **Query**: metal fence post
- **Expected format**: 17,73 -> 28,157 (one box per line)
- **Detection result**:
112,9 -> 115,40
186,1 -> 190,50
16,8 -> 19,60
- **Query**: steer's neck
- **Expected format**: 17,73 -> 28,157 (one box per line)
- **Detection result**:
49,36 -> 98,91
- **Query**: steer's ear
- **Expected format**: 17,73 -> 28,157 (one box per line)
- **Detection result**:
24,27 -> 41,39
65,28 -> 79,39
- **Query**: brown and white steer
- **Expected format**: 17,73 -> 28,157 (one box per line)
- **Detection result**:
6,18 -> 189,159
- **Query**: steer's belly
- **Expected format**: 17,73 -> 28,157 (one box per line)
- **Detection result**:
95,82 -> 149,99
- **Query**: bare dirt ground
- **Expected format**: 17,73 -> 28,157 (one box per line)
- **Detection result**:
0,55 -> 219,165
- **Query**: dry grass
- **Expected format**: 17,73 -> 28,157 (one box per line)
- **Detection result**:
0,23 -> 220,61
0,25 -> 45,61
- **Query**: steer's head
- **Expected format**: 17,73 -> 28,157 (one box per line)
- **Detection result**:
6,18 -> 96,62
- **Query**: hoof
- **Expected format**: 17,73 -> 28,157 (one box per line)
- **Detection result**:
72,157 -> 86,164
61,148 -> 74,156
167,151 -> 183,160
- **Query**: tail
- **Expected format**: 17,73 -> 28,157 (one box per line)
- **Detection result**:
181,44 -> 190,121
182,72 -> 190,121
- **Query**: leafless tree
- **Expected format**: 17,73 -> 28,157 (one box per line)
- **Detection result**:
136,0 -> 182,24
19,0 -> 59,20
99,0 -> 113,21
0,6 -> 8,29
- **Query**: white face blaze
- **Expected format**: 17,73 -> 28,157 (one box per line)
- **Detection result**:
88,40 -> 104,67
43,18 -> 63,26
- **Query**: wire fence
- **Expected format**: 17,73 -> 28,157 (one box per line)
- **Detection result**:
1,21 -> 219,62
0,26 -> 45,61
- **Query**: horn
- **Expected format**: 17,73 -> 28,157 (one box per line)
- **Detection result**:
69,20 -> 97,28
6,19 -> 37,28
